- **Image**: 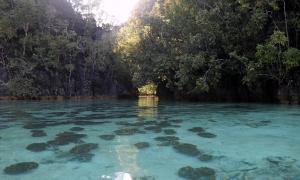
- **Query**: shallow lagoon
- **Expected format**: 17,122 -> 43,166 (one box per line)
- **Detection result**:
0,97 -> 299,180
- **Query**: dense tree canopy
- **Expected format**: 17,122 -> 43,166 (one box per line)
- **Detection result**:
116,0 -> 300,101
0,0 -> 299,102
0,0 -> 131,97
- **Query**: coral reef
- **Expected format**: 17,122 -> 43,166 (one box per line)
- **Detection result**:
134,142 -> 150,149
133,176 -> 156,180
69,127 -> 84,131
144,120 -> 157,125
164,129 -> 177,135
31,130 -> 47,137
157,141 -> 179,146
99,135 -> 115,140
47,131 -> 86,145
188,127 -> 205,132
116,121 -> 144,126
114,128 -> 141,135
198,154 -> 213,161
4,162 -> 39,174
156,121 -> 172,127
197,132 -> 217,138
170,120 -> 183,123
178,166 -> 215,180
23,123 -> 46,129
69,143 -> 98,154
74,152 -> 95,162
173,143 -> 200,156
144,126 -> 162,133
154,136 -> 179,141
74,121 -> 109,126
178,166 -> 196,179
26,143 -> 48,152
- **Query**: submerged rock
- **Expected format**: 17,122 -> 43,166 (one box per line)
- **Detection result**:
157,141 -> 179,147
69,127 -> 84,131
156,121 -> 172,127
170,120 -> 183,123
47,131 -> 86,145
154,136 -> 179,141
164,129 -> 177,135
173,143 -> 200,156
144,126 -> 162,133
4,162 -> 39,174
197,132 -> 217,138
133,176 -> 156,180
188,127 -> 205,132
47,139 -> 69,146
144,120 -> 157,125
69,143 -> 98,154
99,135 -> 115,140
178,166 -> 215,180
198,154 -> 213,161
134,142 -> 150,149
178,166 -> 196,179
117,121 -> 144,126
114,128 -> 139,135
74,121 -> 109,126
194,167 -> 215,176
26,143 -> 48,152
75,153 -> 95,162
30,130 -> 47,137
23,123 -> 46,129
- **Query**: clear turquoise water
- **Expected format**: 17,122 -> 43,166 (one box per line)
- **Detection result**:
0,97 -> 299,180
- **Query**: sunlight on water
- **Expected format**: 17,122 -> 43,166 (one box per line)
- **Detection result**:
0,99 -> 299,180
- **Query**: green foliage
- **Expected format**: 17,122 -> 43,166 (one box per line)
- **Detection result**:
0,0 -> 123,97
138,82 -> 157,95
1,0 -> 300,98
116,0 -> 300,97
254,31 -> 300,85
282,48 -> 300,69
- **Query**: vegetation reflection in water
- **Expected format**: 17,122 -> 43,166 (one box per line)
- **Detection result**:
0,99 -> 299,179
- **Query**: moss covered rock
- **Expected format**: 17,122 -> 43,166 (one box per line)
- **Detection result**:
4,162 -> 39,174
